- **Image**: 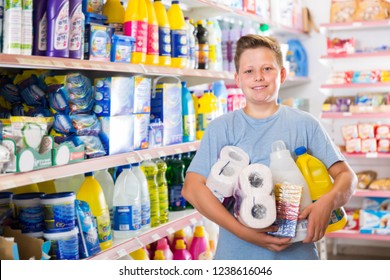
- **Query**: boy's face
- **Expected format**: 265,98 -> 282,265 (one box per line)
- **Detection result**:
234,47 -> 286,105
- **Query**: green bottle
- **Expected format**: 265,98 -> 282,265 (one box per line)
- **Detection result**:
168,154 -> 186,211
153,157 -> 169,224
141,160 -> 160,227
182,152 -> 194,209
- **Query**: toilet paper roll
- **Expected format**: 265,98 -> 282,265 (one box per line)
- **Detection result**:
233,164 -> 276,229
219,146 -> 250,168
206,159 -> 242,201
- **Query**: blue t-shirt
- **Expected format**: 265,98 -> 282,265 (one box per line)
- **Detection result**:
187,105 -> 345,260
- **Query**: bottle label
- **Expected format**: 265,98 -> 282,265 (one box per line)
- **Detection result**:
141,202 -> 151,227
183,114 -> 196,140
54,2 -> 69,50
113,205 -> 141,231
38,12 -> 47,51
124,20 -> 147,53
329,208 -> 346,225
158,182 -> 169,222
198,43 -> 209,64
69,4 -> 84,51
169,184 -> 186,209
209,44 -> 216,63
147,23 -> 159,55
171,29 -> 187,58
149,184 -> 160,226
96,211 -> 113,243
158,26 -> 171,57
197,113 -> 205,132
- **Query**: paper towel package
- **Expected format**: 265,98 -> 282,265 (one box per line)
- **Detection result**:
233,163 -> 276,229
219,146 -> 250,168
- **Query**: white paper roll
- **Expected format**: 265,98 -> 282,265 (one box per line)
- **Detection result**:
233,163 -> 276,229
206,160 -> 242,201
219,146 -> 250,168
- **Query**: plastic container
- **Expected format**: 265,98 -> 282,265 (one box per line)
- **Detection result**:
196,90 -> 217,140
110,34 -> 135,63
185,17 -> 196,69
37,180 -> 57,194
181,81 -> 196,142
168,155 -> 186,211
170,228 -> 187,252
153,250 -> 165,260
196,20 -> 208,69
141,160 -> 160,227
129,247 -> 150,260
167,0 -> 187,68
77,172 -> 113,250
54,174 -> 84,193
295,146 -> 348,233
145,0 -> 159,65
207,20 -> 217,70
269,140 -> 312,242
123,0 -> 147,64
153,157 -> 169,224
41,192 -> 76,232
46,0 -> 70,58
287,39 -> 308,77
203,217 -> 219,256
212,80 -> 228,117
132,162 -> 151,231
32,0 -> 48,56
102,0 -> 125,34
172,239 -> 192,260
153,0 -> 171,67
13,192 -> 45,234
189,225 -> 212,260
43,228 -> 79,260
69,0 -> 84,59
94,169 -> 115,223
0,192 -> 13,209
156,237 -> 173,260
112,165 -> 142,239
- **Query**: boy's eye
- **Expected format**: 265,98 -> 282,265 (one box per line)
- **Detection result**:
244,69 -> 252,74
263,67 -> 273,72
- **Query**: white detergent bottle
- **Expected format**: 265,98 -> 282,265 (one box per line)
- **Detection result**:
94,169 -> 115,224
132,162 -> 151,232
112,164 -> 141,239
269,140 -> 312,242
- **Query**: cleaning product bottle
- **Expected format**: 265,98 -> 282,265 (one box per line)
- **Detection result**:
153,0 -> 171,67
69,0 -> 84,59
12,183 -> 40,194
112,164 -> 142,239
185,16 -> 196,69
32,0 -> 48,56
141,159 -> 160,227
130,247 -> 150,260
94,169 -> 115,224
189,225 -> 212,260
77,172 -> 113,250
102,0 -> 125,34
220,19 -> 230,72
212,19 -> 223,71
170,228 -> 187,252
181,81 -> 196,143
191,19 -> 199,69
168,154 -> 186,211
207,20 -> 217,71
145,0 -> 159,65
156,237 -> 173,260
46,0 -> 70,58
269,140 -> 312,242
172,239 -> 192,260
203,217 -> 219,256
294,146 -> 348,233
153,250 -> 165,260
167,0 -> 187,68
286,39 -> 308,77
37,180 -> 56,194
212,80 -> 228,117
196,90 -> 217,140
196,20 -> 208,70
153,157 -> 169,224
182,152 -> 194,209
123,0 -> 148,64
132,162 -> 151,232
54,174 -> 84,193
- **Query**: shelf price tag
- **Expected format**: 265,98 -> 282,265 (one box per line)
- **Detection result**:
166,227 -> 175,235
352,22 -> 363,27
151,233 -> 161,241
174,148 -> 183,154
188,145 -> 196,151
189,218 -> 198,225
342,112 -> 352,117
142,153 -> 152,160
126,156 -> 137,163
116,249 -> 128,258
366,152 -> 378,158
157,150 -> 167,157
30,175 -> 45,183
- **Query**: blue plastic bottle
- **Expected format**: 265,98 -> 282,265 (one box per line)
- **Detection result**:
181,81 -> 196,142
32,0 -> 48,56
46,0 -> 70,58
286,39 -> 308,77
212,80 -> 228,117
69,0 -> 84,59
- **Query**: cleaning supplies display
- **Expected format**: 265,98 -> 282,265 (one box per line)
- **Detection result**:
153,157 -> 169,224
269,140 -> 312,242
112,164 -> 141,239
132,162 -> 151,231
168,154 -> 186,211
94,169 -> 115,223
167,0 -> 187,68
102,0 -> 125,34
46,0 -> 70,58
181,81 -> 196,143
196,90 -> 218,140
153,0 -> 171,67
76,172 -> 113,250
145,0 -> 159,65
69,0 -> 84,59
196,20 -> 208,70
185,17 -> 196,69
32,0 -> 48,56
212,80 -> 228,117
141,159 -> 160,227
189,225 -> 212,260
295,146 -> 348,233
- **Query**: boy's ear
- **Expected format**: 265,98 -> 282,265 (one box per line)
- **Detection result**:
280,67 -> 287,84
234,72 -> 240,88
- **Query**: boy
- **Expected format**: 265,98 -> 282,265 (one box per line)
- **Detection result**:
182,34 -> 357,260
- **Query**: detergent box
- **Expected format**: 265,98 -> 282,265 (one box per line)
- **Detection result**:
99,115 -> 134,155
133,113 -> 150,150
84,23 -> 113,61
132,76 -> 151,114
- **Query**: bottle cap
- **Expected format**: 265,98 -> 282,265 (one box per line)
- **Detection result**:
193,225 -> 205,237
175,239 -> 186,250
271,140 -> 287,152
132,162 -> 140,167
85,172 -> 93,177
122,164 -> 132,169
295,146 -> 307,156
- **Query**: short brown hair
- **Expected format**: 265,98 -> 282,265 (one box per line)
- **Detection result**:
234,34 -> 283,72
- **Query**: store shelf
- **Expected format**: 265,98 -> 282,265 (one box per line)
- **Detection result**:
282,76 -> 311,89
88,209 -> 202,260
326,230 -> 390,241
319,51 -> 390,70
321,83 -> 390,89
320,51 -> 390,60
0,141 -> 200,191
342,152 -> 390,159
353,190 -> 390,198
320,112 -> 390,119
320,20 -> 390,33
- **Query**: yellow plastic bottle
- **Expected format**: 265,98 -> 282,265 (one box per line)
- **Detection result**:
294,146 -> 348,233
167,0 -> 187,68
102,0 -> 125,34
196,90 -> 217,140
153,250 -> 166,260
145,0 -> 159,65
12,183 -> 40,194
153,0 -> 171,66
129,247 -> 150,260
37,180 -> 57,194
77,172 -> 113,250
124,0 -> 148,64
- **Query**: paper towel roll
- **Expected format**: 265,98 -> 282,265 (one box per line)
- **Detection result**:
219,146 -> 250,168
233,164 -> 276,229
206,160 -> 242,201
